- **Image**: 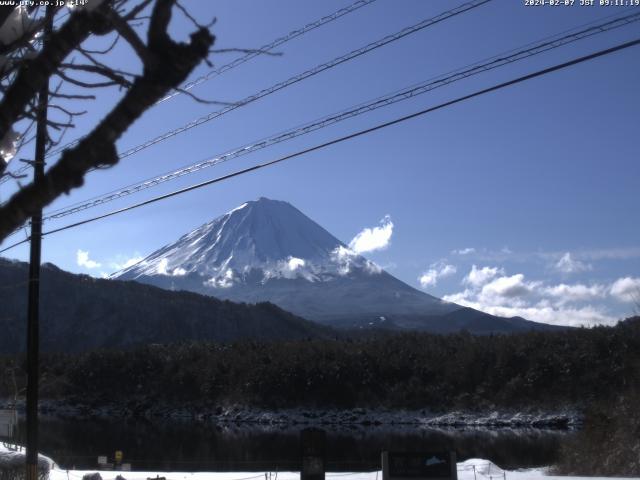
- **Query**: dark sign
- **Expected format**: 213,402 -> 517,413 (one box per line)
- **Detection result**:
382,452 -> 457,480
301,428 -> 326,480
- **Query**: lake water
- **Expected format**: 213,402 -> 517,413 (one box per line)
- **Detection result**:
11,418 -> 569,472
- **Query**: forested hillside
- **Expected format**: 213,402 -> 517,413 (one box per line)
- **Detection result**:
0,258 -> 331,353
2,317 -> 637,411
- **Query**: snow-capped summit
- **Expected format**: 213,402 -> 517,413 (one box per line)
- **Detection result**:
114,198 -> 553,333
115,197 -> 380,287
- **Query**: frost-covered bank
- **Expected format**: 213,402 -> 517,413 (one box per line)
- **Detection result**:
31,400 -> 581,429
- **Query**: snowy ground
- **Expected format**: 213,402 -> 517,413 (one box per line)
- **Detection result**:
0,443 -> 55,471
3,445 -> 637,480
47,460 -> 639,480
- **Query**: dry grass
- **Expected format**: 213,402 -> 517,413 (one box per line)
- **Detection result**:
553,390 -> 640,476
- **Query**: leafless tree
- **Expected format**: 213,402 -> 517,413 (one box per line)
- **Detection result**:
0,0 -> 214,243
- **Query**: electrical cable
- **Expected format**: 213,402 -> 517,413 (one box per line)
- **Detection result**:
40,9 -> 640,221
39,0 -> 380,160
1,36 -> 637,254
156,0 -> 379,105
0,0 -> 379,184
37,0 -> 492,169
108,0 -> 492,162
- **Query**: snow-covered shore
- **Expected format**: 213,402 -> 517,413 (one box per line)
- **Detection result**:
47,459 -> 638,480
34,401 -> 582,430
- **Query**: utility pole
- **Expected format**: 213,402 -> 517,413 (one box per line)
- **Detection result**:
25,6 -> 53,480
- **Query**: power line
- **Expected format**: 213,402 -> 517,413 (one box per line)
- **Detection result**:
38,0 -> 380,161
0,163 -> 31,184
1,0 -> 490,186
156,0 -> 379,105
2,36 -> 638,254
42,0 -> 492,168
41,9 -> 640,222
0,0 -> 379,184
112,0 -> 492,161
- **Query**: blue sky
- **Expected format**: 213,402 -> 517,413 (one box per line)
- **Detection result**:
1,0 -> 639,326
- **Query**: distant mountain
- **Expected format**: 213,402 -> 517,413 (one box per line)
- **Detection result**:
114,197 -> 560,334
0,258 -> 331,354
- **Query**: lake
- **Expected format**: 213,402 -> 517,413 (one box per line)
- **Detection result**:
10,418 -> 569,472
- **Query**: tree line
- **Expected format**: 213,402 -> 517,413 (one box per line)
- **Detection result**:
1,317 -> 638,411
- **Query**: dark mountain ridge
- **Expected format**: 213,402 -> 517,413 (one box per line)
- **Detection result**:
0,258 -> 331,354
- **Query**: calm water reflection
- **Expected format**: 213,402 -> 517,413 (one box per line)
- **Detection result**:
17,418 -> 566,472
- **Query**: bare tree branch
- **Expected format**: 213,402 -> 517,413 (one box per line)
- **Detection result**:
49,104 -> 87,117
50,91 -> 96,100
55,69 -> 123,89
105,9 -> 152,65
59,62 -> 134,87
175,1 -> 214,30
172,86 -> 236,106
0,0 -> 214,241
0,2 -> 115,176
80,34 -> 120,55
122,0 -> 154,21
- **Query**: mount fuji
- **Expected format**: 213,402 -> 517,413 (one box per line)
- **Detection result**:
113,198 -> 555,333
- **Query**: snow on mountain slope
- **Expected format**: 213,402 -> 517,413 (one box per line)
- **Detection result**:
116,198 -> 392,289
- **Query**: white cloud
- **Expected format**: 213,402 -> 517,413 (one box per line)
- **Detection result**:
259,251 -> 382,283
481,274 -> 538,300
348,215 -> 393,254
154,259 -> 189,277
419,272 -> 437,288
110,255 -> 144,271
442,293 -> 618,327
440,264 -> 457,276
287,257 -> 305,271
543,283 -> 607,304
452,247 -> 475,255
610,277 -> 640,303
463,265 -> 503,288
331,246 -> 358,275
440,289 -> 473,305
262,257 -> 319,282
363,260 -> 382,274
328,246 -> 382,276
444,268 -> 620,327
156,258 -> 169,275
207,268 -> 234,288
554,252 -> 592,274
76,249 -> 101,269
419,263 -> 456,288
